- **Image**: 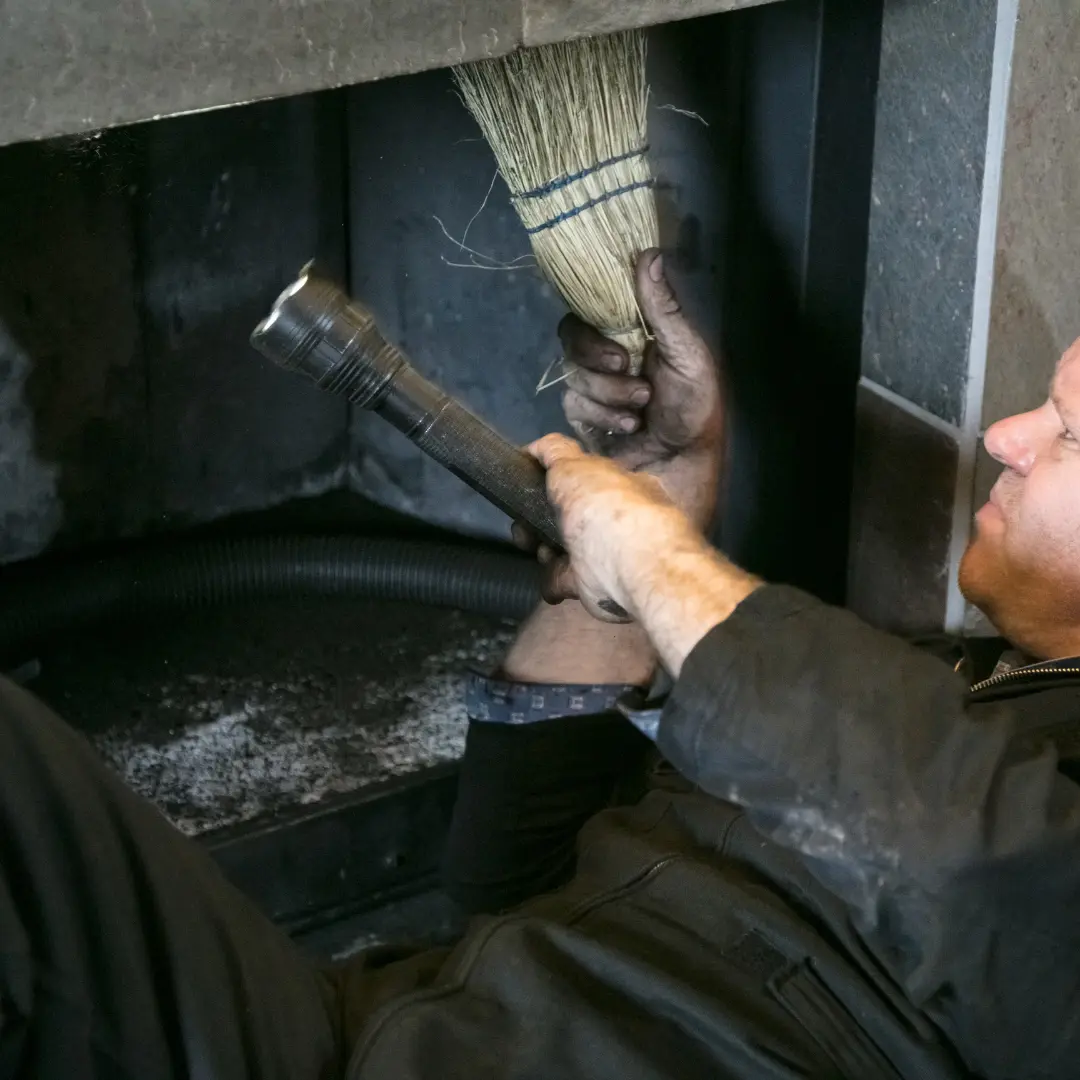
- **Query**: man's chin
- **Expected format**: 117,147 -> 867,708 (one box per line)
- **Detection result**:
957,537 -> 1003,622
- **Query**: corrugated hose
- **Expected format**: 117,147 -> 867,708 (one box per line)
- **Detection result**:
0,535 -> 542,661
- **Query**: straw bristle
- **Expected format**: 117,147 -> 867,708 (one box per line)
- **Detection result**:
453,32 -> 658,372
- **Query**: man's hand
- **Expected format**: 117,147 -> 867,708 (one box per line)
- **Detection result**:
526,435 -> 702,621
498,250 -> 722,685
559,249 -> 723,529
527,434 -> 761,676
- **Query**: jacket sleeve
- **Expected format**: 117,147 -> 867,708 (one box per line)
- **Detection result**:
658,584 -> 1080,1080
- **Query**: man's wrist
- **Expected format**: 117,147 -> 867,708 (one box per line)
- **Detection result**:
622,535 -> 760,677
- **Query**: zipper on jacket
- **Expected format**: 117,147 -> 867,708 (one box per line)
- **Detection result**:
970,664 -> 1080,695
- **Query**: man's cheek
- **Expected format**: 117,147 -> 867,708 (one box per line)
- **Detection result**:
1006,500 -> 1071,574
1022,481 -> 1078,544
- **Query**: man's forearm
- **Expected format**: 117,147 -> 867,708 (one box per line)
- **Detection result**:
504,537 -> 758,686
620,538 -> 761,678
501,599 -> 655,686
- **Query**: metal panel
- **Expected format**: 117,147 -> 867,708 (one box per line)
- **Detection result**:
0,136 -> 147,562
721,0 -> 883,602
344,66 -> 570,540
137,94 -> 349,526
0,94 -> 353,562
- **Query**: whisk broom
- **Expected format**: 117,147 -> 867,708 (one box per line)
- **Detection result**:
453,31 -> 659,375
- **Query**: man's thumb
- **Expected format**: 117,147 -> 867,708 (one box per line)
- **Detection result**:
634,249 -> 701,368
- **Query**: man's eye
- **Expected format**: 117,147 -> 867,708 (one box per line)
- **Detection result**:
1061,430 -> 1077,443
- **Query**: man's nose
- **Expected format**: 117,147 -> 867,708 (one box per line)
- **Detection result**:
984,412 -> 1038,475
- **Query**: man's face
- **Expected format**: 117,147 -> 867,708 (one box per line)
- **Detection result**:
959,337 -> 1080,657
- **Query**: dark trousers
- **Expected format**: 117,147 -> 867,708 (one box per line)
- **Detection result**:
0,677 -> 647,1079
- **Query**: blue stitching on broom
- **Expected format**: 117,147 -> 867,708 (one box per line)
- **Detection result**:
524,179 -> 656,236
516,145 -> 650,200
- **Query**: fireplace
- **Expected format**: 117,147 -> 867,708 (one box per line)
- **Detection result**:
0,0 -> 881,947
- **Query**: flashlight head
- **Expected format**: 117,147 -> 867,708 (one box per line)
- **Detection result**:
250,264 -> 352,383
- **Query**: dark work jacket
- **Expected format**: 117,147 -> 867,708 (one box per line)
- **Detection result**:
346,587 -> 1080,1080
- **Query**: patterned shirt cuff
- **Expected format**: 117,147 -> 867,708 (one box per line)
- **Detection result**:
465,670 -> 643,727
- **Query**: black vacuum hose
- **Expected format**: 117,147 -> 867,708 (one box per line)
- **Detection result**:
0,535 -> 542,660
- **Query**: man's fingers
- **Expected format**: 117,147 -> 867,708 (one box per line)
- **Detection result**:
563,388 -> 641,435
558,314 -> 630,374
540,556 -> 578,605
634,249 -> 711,378
565,366 -> 650,409
510,521 -> 538,553
526,433 -> 584,469
512,525 -> 575,605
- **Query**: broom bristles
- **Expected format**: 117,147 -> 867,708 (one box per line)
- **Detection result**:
453,32 -> 659,372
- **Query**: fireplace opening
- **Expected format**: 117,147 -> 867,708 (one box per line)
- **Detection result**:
0,0 -> 880,948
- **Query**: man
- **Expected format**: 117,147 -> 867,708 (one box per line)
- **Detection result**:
1,250 -> 1077,1080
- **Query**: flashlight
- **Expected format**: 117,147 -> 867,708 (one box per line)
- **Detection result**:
251,267 -> 561,551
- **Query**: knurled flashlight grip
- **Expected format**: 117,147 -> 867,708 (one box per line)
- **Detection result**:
251,268 -> 562,551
